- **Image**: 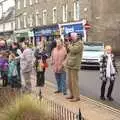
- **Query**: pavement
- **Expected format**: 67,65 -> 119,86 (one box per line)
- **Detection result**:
41,81 -> 120,120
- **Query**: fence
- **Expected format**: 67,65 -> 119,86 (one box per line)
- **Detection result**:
38,89 -> 84,120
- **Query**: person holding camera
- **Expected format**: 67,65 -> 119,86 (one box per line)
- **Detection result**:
65,32 -> 83,102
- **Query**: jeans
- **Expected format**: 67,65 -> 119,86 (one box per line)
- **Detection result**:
55,71 -> 67,94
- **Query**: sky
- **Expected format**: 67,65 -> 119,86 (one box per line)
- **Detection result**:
0,0 -> 15,18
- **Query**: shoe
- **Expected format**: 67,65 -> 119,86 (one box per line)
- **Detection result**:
100,96 -> 106,101
66,96 -> 74,99
54,91 -> 61,94
70,98 -> 80,102
107,96 -> 114,101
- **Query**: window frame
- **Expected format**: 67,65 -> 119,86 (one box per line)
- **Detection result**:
53,7 -> 57,24
63,4 -> 68,22
43,9 -> 47,25
24,0 -> 27,7
74,0 -> 80,21
29,0 -> 33,5
17,0 -> 20,9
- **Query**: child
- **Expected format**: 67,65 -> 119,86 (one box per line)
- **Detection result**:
34,51 -> 48,98
8,53 -> 18,89
0,52 -> 9,87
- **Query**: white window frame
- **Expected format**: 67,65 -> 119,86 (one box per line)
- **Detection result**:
35,0 -> 39,3
24,0 -> 27,7
17,17 -> 21,29
29,0 -> 33,5
63,4 -> 68,22
23,13 -> 27,28
43,10 -> 47,25
29,14 -> 33,27
17,0 -> 20,9
53,7 -> 57,24
36,11 -> 39,26
74,0 -> 80,21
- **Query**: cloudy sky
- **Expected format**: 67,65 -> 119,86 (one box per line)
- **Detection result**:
0,0 -> 15,18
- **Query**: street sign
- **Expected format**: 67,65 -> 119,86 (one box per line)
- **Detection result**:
84,23 -> 91,30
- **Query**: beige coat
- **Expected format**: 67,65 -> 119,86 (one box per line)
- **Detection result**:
66,40 -> 83,70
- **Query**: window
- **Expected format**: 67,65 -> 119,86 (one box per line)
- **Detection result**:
74,0 -> 80,21
53,7 -> 57,23
17,0 -> 20,9
36,11 -> 39,26
35,0 -> 39,3
24,0 -> 27,7
63,4 -> 68,22
23,13 -> 27,28
17,17 -> 21,29
43,10 -> 47,25
29,0 -> 33,5
29,15 -> 33,27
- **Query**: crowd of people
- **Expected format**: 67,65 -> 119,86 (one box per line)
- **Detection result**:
0,32 -> 118,102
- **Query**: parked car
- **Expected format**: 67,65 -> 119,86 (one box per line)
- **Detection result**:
81,42 -> 104,68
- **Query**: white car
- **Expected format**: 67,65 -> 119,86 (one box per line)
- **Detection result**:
81,42 -> 104,68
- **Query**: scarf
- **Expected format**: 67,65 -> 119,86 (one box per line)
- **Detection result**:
106,54 -> 115,78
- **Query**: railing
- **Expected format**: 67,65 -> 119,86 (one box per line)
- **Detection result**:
38,89 -> 84,120
40,97 -> 83,120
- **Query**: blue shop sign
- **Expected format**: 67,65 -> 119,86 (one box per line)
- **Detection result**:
60,22 -> 85,36
34,25 -> 59,36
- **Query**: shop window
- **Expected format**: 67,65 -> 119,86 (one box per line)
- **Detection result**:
63,4 -> 68,22
43,10 -> 47,25
74,0 -> 80,21
17,0 -> 20,9
53,7 -> 57,24
29,0 -> 33,5
24,0 -> 27,7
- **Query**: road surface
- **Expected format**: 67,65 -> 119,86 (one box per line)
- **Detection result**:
46,66 -> 120,109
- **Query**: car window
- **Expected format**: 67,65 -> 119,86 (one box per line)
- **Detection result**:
84,43 -> 104,51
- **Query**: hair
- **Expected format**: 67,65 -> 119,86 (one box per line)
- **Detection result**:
24,42 -> 29,47
9,52 -> 16,60
105,45 -> 112,50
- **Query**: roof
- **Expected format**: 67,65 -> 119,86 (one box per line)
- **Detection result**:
0,6 -> 15,24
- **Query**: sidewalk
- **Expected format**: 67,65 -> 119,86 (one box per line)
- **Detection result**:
41,81 -> 120,120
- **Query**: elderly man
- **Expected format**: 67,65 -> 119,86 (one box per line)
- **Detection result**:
66,33 -> 83,102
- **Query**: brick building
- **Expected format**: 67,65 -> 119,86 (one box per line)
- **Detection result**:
15,0 -> 120,53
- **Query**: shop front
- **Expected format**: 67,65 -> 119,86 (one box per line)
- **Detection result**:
33,24 -> 60,46
0,30 -> 14,40
14,29 -> 34,45
59,20 -> 87,41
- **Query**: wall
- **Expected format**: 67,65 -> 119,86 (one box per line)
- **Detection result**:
86,0 -> 120,54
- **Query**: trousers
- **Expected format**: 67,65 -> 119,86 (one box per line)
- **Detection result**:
101,79 -> 115,98
68,69 -> 80,99
55,71 -> 67,94
22,71 -> 32,92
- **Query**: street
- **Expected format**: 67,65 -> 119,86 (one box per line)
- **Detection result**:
46,65 -> 120,109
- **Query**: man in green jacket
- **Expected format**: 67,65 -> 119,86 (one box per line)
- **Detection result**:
66,32 -> 83,102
